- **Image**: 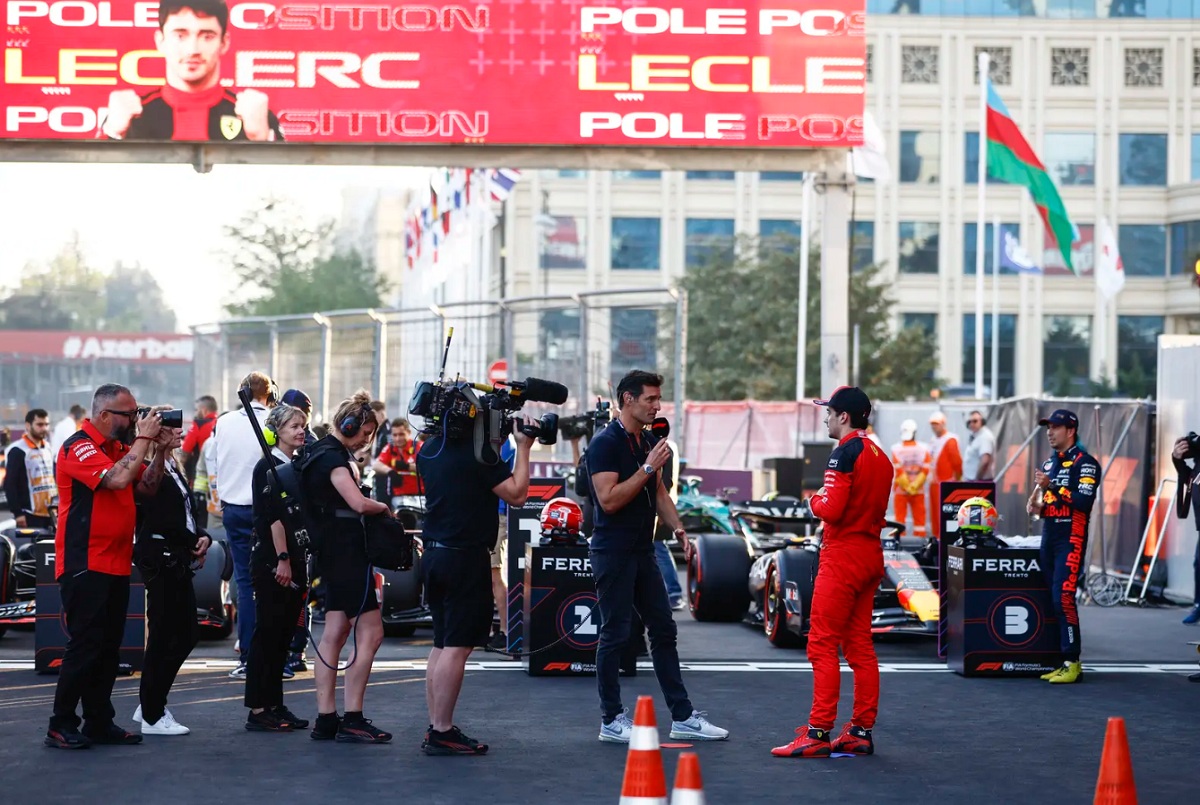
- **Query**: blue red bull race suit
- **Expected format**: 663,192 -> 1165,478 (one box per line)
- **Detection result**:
1037,444 -> 1100,662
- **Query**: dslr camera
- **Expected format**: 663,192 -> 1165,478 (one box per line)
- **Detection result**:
137,406 -> 184,429
1183,432 -> 1200,460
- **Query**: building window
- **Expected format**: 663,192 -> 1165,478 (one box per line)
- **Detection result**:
540,214 -> 587,270
1194,48 -> 1200,87
760,219 -> 801,242
760,171 -> 804,182
1119,133 -> 1168,186
1043,223 -> 1094,275
685,219 -> 735,269
973,46 -> 1012,85
556,169 -> 586,178
866,44 -> 874,83
852,221 -> 875,272
900,131 -> 940,184
610,308 -> 660,388
964,132 -> 1009,185
1043,132 -> 1096,186
1117,316 -> 1163,399
1051,47 -> 1089,86
1043,315 -> 1092,396
963,222 -> 1020,275
686,171 -> 734,180
898,222 -> 939,274
901,45 -> 939,84
903,313 -> 937,339
612,170 -> 661,180
537,308 -> 582,381
1169,221 -> 1200,276
1118,224 -> 1166,277
1124,47 -> 1164,87
963,314 -> 1016,399
611,217 -> 661,270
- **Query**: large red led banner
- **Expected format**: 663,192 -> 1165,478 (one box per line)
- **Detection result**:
2,1 -> 866,147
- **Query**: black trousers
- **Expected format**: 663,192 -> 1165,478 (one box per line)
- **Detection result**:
244,571 -> 305,710
49,571 -> 130,732
139,568 -> 199,724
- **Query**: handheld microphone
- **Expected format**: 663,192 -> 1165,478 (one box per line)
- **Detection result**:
650,417 -> 670,441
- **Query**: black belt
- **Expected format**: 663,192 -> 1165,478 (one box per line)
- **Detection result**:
423,541 -> 477,551
333,509 -> 359,519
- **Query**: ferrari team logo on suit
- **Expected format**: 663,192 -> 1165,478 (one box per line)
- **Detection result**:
220,116 -> 242,140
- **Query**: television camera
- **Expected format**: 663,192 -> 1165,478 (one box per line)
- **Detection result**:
408,329 -> 568,465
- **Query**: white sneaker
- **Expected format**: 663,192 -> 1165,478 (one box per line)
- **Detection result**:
670,711 -> 729,741
598,710 -> 635,743
132,705 -> 142,723
141,709 -> 190,736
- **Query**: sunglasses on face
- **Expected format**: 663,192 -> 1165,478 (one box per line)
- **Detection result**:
103,408 -> 138,420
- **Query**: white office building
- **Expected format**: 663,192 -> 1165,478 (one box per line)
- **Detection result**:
485,3 -> 1200,400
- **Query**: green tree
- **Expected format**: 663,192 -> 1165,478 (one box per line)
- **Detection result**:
680,233 -> 940,401
0,236 -> 176,332
222,198 -> 389,317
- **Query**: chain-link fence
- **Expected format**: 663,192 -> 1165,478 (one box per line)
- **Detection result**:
192,289 -> 685,438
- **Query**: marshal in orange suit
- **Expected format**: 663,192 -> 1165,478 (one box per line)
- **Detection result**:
927,412 -> 963,539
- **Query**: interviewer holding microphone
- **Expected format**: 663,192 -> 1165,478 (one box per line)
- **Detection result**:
244,403 -> 310,732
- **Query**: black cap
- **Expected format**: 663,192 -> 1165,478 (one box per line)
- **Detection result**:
281,388 -> 312,413
1038,409 -> 1079,429
813,386 -> 872,417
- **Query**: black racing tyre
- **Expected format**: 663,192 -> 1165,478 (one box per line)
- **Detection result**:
193,540 -> 228,616
687,533 -> 752,622
774,548 -> 818,645
380,553 -> 422,638
764,556 -> 802,648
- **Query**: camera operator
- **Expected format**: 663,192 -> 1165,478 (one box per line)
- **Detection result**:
416,397 -> 535,756
305,390 -> 393,744
45,384 -> 162,749
588,370 -> 728,744
244,403 -> 310,731
133,418 -> 211,736
1172,433 -> 1200,627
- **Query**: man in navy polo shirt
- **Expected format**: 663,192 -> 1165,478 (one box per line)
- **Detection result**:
587,370 -> 728,744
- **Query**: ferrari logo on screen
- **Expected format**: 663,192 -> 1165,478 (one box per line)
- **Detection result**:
220,116 -> 242,141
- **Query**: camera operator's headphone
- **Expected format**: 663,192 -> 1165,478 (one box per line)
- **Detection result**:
338,402 -> 374,438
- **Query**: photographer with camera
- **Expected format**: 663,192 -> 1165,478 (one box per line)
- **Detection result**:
305,390 -> 394,743
242,403 -> 311,731
588,370 -> 728,745
416,400 -> 535,755
1172,432 -> 1200,627
133,415 -> 211,736
45,384 -> 163,749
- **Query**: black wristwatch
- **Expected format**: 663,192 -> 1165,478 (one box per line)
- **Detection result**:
276,551 -> 290,562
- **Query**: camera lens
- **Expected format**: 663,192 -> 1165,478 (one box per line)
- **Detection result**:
160,409 -> 184,429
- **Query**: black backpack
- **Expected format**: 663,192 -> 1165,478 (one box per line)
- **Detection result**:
266,439 -> 343,557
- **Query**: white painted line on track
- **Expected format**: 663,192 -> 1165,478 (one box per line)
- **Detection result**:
0,660 -> 1196,674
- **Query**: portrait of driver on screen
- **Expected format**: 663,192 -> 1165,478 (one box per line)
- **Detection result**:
99,1 -> 282,142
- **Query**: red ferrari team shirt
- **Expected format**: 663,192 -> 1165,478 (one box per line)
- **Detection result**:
55,420 -> 143,579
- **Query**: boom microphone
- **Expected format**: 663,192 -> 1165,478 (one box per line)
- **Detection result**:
510,377 -> 569,405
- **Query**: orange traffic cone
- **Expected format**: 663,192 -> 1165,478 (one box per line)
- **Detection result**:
669,752 -> 705,805
619,696 -> 667,805
1093,717 -> 1137,805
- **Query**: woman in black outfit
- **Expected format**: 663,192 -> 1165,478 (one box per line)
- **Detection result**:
305,390 -> 393,743
244,403 -> 310,731
134,425 -> 212,736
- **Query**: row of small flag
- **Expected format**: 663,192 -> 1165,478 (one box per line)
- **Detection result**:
404,168 -> 522,270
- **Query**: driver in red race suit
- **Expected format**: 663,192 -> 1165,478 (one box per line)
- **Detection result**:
1025,408 -> 1099,685
772,386 -> 892,759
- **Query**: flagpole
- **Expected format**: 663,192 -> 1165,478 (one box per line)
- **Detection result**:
974,51 -> 989,400
795,173 -> 812,401
991,214 -> 1000,401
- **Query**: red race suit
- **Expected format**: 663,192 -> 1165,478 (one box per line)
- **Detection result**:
807,430 -> 893,730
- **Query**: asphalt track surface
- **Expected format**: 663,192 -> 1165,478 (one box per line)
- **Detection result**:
1,590 -> 1198,803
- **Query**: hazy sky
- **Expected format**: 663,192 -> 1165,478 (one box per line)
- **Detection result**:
0,162 -> 423,331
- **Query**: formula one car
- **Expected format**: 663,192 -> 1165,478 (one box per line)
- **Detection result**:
1,518 -> 235,641
686,503 -> 941,647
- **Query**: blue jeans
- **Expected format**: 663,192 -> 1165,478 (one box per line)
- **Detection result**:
591,548 -> 693,723
654,541 -> 683,603
223,504 -> 255,663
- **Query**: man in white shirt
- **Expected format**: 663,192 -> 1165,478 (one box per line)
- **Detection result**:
49,405 -> 86,460
212,371 -> 276,678
962,410 -> 996,481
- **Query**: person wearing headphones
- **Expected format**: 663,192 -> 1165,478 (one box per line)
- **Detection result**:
303,390 -> 393,743
243,404 -> 310,732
